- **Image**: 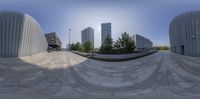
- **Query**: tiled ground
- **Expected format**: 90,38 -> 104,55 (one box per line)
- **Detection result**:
0,51 -> 200,99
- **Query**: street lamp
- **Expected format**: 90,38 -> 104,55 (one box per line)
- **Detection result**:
68,28 -> 71,50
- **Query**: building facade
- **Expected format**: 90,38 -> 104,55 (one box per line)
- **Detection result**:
133,34 -> 153,50
169,11 -> 200,57
81,27 -> 94,47
101,23 -> 111,44
45,32 -> 62,51
0,11 -> 47,58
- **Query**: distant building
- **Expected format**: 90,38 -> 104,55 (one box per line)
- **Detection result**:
101,23 -> 111,44
45,32 -> 62,51
0,11 -> 47,58
169,11 -> 200,57
133,34 -> 153,50
81,27 -> 94,47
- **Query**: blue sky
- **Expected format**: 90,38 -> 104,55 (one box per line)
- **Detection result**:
0,0 -> 200,48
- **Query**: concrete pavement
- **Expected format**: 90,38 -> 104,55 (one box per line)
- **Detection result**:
0,51 -> 200,99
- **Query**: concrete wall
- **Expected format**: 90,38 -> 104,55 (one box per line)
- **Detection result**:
0,11 -> 47,58
169,11 -> 200,57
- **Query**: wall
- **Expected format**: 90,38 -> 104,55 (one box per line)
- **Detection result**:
0,11 -> 47,58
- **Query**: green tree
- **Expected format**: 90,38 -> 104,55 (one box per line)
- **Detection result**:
99,36 -> 113,54
70,43 -> 75,50
82,41 -> 93,52
154,46 -> 170,50
74,42 -> 81,50
114,32 -> 135,53
70,42 -> 82,51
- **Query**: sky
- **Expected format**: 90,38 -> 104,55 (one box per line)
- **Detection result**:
0,0 -> 200,48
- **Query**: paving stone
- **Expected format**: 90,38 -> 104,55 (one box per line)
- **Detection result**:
0,51 -> 199,99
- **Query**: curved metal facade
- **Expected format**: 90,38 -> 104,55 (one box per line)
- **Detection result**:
0,11 -> 47,58
169,11 -> 200,57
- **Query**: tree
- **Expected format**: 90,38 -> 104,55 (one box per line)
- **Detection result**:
154,46 -> 170,50
69,42 -> 82,51
114,32 -> 135,53
99,36 -> 113,54
82,41 -> 93,52
74,42 -> 81,50
70,43 -> 75,50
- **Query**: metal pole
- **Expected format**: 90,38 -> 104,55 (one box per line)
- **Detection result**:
68,28 -> 71,50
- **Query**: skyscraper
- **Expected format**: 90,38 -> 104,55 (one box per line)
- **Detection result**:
81,27 -> 94,47
101,23 -> 111,44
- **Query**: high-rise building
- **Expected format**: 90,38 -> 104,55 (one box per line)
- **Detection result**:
81,27 -> 94,47
101,23 -> 111,44
133,34 -> 153,50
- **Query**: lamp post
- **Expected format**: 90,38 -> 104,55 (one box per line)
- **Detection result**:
68,28 -> 71,50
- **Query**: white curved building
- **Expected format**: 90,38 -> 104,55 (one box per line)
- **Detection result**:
169,11 -> 200,57
0,11 -> 47,58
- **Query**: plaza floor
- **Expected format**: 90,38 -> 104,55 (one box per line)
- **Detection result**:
0,51 -> 200,99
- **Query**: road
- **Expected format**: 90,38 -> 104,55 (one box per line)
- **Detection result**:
0,51 -> 200,99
